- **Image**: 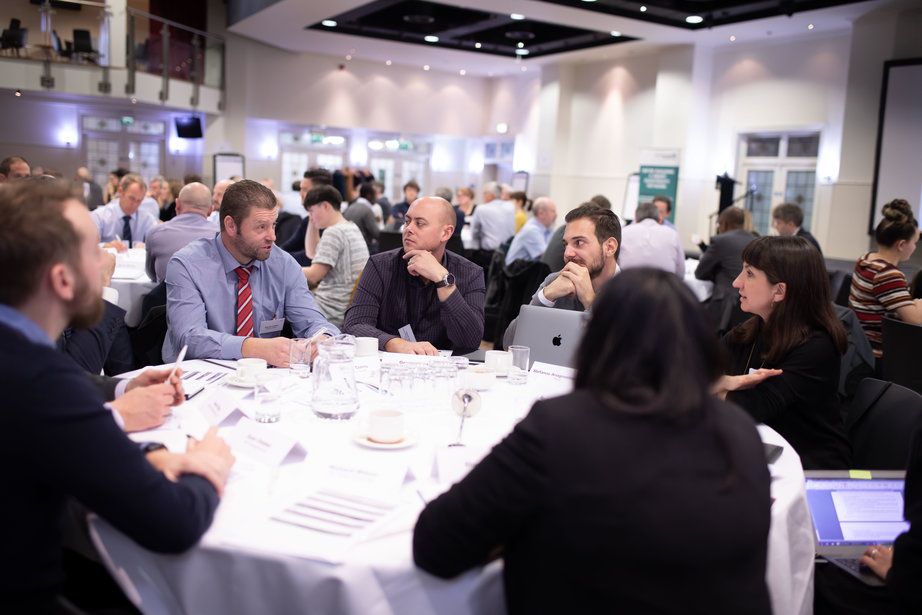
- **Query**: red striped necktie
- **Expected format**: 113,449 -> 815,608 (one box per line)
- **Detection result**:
235,265 -> 254,338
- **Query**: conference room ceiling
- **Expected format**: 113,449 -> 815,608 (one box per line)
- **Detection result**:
305,1 -> 638,59
228,0 -> 890,75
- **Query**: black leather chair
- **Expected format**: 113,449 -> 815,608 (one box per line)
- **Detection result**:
73,29 -> 97,61
1,27 -> 27,55
377,231 -> 403,253
882,316 -> 922,394
846,378 -> 922,470
130,305 -> 168,368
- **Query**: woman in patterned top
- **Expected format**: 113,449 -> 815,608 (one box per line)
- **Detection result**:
849,199 -> 922,361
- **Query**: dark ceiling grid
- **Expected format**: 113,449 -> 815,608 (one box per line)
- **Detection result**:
306,0 -> 637,59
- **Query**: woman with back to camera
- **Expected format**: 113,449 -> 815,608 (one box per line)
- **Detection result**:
414,269 -> 772,615
849,199 -> 922,366
714,236 -> 851,470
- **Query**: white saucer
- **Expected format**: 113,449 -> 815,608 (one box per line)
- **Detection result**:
224,373 -> 275,388
353,432 -> 417,450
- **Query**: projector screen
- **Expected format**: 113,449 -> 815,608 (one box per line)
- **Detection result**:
871,59 -> 922,232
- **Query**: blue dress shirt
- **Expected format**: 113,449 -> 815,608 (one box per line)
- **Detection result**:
0,304 -> 52,347
505,217 -> 552,265
91,201 -> 158,244
163,234 -> 339,362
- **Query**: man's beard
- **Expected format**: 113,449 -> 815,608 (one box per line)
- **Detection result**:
232,234 -> 271,262
67,270 -> 105,330
567,247 -> 605,279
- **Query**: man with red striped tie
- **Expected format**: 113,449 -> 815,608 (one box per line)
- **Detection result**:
163,180 -> 337,366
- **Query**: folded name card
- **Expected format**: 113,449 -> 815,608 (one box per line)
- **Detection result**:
182,389 -> 245,439
530,362 -> 576,380
227,418 -> 307,467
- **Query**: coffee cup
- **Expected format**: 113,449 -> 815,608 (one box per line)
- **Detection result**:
355,337 -> 379,357
367,409 -> 405,444
464,365 -> 496,391
237,358 -> 267,381
484,350 -> 513,376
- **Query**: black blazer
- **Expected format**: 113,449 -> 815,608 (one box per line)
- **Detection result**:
695,229 -> 756,300
58,299 -> 134,377
796,227 -> 823,255
889,429 -> 922,613
414,389 -> 772,615
724,327 -> 851,469
0,322 -> 219,612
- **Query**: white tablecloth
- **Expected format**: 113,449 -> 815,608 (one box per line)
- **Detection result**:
684,257 -> 714,302
108,248 -> 156,327
91,359 -> 813,615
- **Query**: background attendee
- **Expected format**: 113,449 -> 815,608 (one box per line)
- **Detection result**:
279,167 -> 333,262
0,179 -> 234,613
389,180 -> 420,228
344,196 -> 484,355
849,199 -> 922,362
456,186 -> 476,218
772,202 -> 821,254
147,175 -> 172,218
343,181 -> 381,252
619,201 -> 684,276
74,166 -> 104,210
435,186 -> 464,238
164,180 -> 337,365
715,236 -> 850,469
0,155 -> 30,182
373,180 -> 392,223
145,182 -> 217,283
415,269 -> 772,615
91,173 -> 158,251
653,195 -> 676,229
301,185 -> 369,327
505,197 -> 557,264
470,181 -> 515,251
510,190 -> 528,232
102,168 -> 126,204
695,206 -> 756,306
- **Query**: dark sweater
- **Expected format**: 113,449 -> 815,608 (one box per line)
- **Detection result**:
0,322 -> 219,612
414,389 -> 772,615
723,327 -> 851,469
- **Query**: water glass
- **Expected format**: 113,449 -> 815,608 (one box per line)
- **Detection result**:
508,345 -> 530,385
254,384 -> 282,423
289,338 -> 311,378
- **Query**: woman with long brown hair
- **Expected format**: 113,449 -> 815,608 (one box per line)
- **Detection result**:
714,235 -> 851,469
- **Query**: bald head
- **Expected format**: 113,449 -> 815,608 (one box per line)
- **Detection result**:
403,196 -> 456,254
212,179 -> 235,213
176,182 -> 212,216
532,196 -> 558,229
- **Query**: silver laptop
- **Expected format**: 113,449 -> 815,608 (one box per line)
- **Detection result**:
512,305 -> 586,368
804,470 -> 908,586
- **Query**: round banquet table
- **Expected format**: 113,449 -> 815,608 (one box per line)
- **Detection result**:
90,357 -> 814,615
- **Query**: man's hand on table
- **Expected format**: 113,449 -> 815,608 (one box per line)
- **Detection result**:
146,427 -> 235,496
112,382 -> 177,432
385,338 -> 439,355
242,336 -> 292,367
126,368 -> 185,405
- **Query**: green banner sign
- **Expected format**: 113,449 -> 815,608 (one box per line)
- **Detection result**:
638,164 -> 678,222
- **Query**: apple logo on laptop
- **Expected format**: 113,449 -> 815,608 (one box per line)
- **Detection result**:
552,334 -> 562,347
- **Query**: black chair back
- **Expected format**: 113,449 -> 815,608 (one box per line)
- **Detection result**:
274,211 -> 302,246
9,18 -> 21,30
130,305 -> 168,368
446,234 -> 464,255
377,231 -> 403,253
882,316 -> 922,394
834,272 -> 853,307
73,29 -> 94,54
846,378 -> 922,469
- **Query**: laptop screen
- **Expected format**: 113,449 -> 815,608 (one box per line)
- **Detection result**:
805,478 -> 909,546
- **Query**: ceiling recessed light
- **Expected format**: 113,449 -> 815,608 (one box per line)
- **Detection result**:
807,23 -> 815,30
130,97 -> 137,104
610,30 -> 621,37
515,49 -> 529,55
510,13 -> 525,20
424,35 -> 439,43
686,15 -> 703,24
423,64 -> 430,71
496,122 -> 508,134
385,60 -> 392,65
459,69 -> 466,75
521,66 -> 527,71
345,54 -> 352,60
474,42 -> 482,49
729,35 -> 736,42
640,5 -> 647,12
581,0 -> 597,2
517,42 -> 524,48
321,20 -> 337,27
14,89 -> 22,97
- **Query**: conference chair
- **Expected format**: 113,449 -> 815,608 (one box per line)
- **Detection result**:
446,234 -> 464,255
881,316 -> 922,394
377,230 -> 403,253
0,27 -> 27,56
73,29 -> 97,61
834,304 -> 875,403
845,378 -> 922,470
130,304 -> 168,368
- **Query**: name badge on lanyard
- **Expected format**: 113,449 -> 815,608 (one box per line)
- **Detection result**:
260,317 -> 285,335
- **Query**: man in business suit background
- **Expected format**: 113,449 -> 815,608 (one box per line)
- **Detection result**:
695,206 -> 757,330
772,202 -> 822,255
75,166 -> 104,210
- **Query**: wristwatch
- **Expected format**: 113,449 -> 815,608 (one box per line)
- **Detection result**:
435,272 -> 456,288
139,442 -> 168,455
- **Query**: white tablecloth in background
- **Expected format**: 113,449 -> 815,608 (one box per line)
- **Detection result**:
684,257 -> 714,302
91,358 -> 813,615
108,249 -> 156,327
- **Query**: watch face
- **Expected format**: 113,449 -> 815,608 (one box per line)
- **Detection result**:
445,273 -> 456,286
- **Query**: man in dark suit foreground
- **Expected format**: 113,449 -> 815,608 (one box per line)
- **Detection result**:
0,180 -> 234,612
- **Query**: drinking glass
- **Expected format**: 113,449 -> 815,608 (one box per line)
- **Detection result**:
289,338 -> 311,378
508,345 -> 530,385
254,384 -> 282,423
311,334 -> 359,420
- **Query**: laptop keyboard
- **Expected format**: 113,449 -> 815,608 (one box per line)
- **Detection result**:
829,557 -> 862,574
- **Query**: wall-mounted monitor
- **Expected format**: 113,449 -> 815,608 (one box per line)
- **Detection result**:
175,116 -> 203,139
